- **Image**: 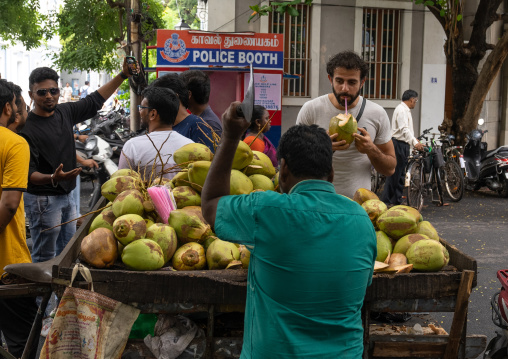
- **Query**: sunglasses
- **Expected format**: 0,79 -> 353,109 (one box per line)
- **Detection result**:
36,88 -> 60,97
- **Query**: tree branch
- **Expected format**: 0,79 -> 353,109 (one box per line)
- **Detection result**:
469,0 -> 503,51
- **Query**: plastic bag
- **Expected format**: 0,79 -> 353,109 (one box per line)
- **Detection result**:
40,263 -> 140,359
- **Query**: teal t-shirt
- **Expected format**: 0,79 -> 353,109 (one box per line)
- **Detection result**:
215,180 -> 377,359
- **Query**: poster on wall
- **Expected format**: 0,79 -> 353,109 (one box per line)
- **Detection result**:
244,73 -> 282,111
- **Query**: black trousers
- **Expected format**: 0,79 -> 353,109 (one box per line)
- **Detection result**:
381,138 -> 410,205
0,296 -> 38,359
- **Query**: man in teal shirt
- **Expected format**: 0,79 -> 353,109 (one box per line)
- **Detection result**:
201,103 -> 377,358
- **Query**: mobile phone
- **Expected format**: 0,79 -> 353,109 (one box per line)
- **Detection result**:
126,56 -> 139,75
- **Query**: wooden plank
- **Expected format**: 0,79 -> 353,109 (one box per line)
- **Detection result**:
441,239 -> 477,287
444,270 -> 474,359
0,283 -> 52,298
370,298 -> 456,312
371,334 -> 486,359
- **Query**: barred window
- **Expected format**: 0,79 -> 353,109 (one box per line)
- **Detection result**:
270,4 -> 311,97
361,8 -> 401,99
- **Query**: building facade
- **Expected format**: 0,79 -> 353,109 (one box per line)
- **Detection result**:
205,0 -> 507,148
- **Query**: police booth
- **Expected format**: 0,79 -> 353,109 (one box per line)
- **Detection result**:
155,29 -> 284,148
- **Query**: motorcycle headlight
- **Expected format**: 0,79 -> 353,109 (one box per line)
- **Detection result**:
84,137 -> 97,150
472,131 -> 483,141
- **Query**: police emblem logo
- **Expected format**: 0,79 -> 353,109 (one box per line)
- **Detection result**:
161,33 -> 190,63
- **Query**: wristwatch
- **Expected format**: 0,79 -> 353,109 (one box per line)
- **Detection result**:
120,72 -> 129,80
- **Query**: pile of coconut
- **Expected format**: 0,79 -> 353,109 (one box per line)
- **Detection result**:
79,142 -> 277,272
353,188 -> 450,273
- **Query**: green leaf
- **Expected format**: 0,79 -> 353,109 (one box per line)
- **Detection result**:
248,14 -> 257,23
289,0 -> 301,4
415,0 -> 424,4
456,14 -> 463,22
424,1 -> 434,5
440,9 -> 445,17
276,5 -> 286,13
249,5 -> 260,12
287,6 -> 300,17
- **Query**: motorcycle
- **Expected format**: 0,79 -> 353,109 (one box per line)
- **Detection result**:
75,135 -> 118,210
462,119 -> 508,197
484,270 -> 508,358
88,104 -> 135,162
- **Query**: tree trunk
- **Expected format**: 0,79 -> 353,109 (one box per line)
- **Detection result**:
461,30 -> 508,137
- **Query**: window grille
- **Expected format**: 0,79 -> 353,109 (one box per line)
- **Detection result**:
361,8 -> 400,99
270,3 -> 311,97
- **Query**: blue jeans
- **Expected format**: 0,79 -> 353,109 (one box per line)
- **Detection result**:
24,192 -> 77,263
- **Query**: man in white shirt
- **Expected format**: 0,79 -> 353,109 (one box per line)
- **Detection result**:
118,86 -> 194,181
296,51 -> 395,198
381,89 -> 424,206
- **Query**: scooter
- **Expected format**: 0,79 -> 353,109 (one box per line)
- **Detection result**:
462,119 -> 508,197
75,135 -> 118,209
484,270 -> 508,358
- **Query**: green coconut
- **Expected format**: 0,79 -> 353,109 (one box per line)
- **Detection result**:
168,206 -> 212,244
173,143 -> 214,168
249,174 -> 275,191
232,141 -> 253,170
376,231 -> 393,262
171,171 -> 190,187
172,186 -> 202,209
244,151 -> 276,178
101,175 -> 141,202
329,113 -> 358,145
89,208 -> 116,233
121,239 -> 165,271
362,199 -> 388,228
112,189 -> 145,217
172,242 -> 206,271
110,169 -> 142,180
112,214 -> 147,246
393,233 -> 430,256
145,223 -> 178,263
206,238 -> 240,270
415,221 -> 439,240
406,239 -> 450,272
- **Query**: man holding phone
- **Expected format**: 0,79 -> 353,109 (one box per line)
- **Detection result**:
20,58 -> 133,263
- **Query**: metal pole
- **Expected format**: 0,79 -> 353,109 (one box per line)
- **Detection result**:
129,0 -> 141,132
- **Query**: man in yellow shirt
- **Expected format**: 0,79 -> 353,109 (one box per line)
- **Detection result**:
0,79 -> 38,359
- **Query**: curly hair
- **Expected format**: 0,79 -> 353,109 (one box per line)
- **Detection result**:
29,67 -> 59,90
326,51 -> 369,80
277,124 -> 333,179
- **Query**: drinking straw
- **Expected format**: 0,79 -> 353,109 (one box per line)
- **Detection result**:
345,98 -> 348,115
147,185 -> 177,224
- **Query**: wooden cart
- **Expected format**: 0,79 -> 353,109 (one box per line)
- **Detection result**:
46,198 -> 486,359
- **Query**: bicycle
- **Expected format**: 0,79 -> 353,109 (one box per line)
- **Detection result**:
435,131 -> 465,202
371,166 -> 386,194
405,128 -> 445,211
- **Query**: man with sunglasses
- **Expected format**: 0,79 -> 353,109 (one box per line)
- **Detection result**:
0,79 -> 38,359
118,86 -> 194,181
20,59 -> 132,263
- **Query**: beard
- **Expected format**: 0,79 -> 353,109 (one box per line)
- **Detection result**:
140,116 -> 149,131
332,86 -> 361,108
41,104 -> 57,112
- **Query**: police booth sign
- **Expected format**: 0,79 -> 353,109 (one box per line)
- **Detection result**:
157,30 -> 283,69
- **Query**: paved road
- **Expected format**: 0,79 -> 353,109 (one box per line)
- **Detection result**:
421,188 -> 507,346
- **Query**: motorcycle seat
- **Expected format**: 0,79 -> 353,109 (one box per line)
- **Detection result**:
3,254 -> 63,284
483,146 -> 508,160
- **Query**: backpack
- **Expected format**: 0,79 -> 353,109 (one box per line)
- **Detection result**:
80,86 -> 89,99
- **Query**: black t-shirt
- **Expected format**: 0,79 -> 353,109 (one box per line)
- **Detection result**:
20,91 -> 105,195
